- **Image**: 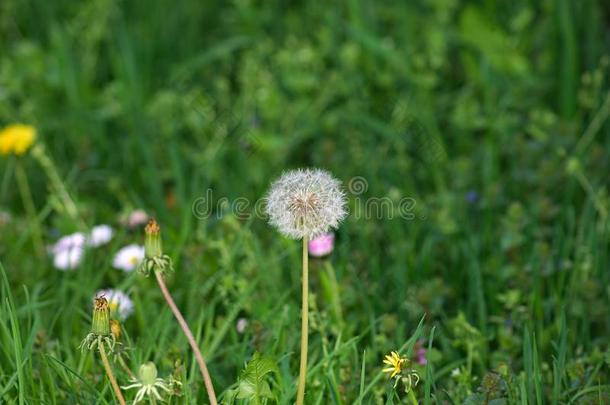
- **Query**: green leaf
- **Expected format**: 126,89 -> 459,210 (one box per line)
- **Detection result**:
236,352 -> 279,402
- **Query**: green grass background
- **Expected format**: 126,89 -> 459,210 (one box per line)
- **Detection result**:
1,0 -> 609,403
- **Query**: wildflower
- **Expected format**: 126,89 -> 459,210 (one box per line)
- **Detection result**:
264,168 -> 346,405
413,341 -> 427,365
79,295 -> 127,404
79,295 -> 115,352
95,289 -> 134,321
88,224 -> 114,247
53,246 -> 84,270
465,191 -> 479,204
0,210 -> 11,226
383,351 -> 407,378
0,124 -> 37,156
308,232 -> 335,257
265,168 -> 347,240
236,318 -> 248,334
135,220 -> 217,404
122,362 -> 179,403
51,232 -> 86,254
110,319 -> 122,340
121,209 -> 149,229
137,219 -> 173,276
113,244 -> 145,272
383,350 -> 420,393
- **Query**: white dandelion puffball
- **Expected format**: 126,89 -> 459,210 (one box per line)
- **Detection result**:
113,244 -> 145,272
265,168 -> 347,239
88,224 -> 114,247
95,289 -> 134,320
54,246 -> 84,270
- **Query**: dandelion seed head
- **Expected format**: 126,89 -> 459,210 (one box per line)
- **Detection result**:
265,168 -> 347,239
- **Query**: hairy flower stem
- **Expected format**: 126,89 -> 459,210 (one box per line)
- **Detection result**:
155,271 -> 218,405
296,237 -> 309,405
99,344 -> 127,405
14,161 -> 44,258
118,356 -> 136,379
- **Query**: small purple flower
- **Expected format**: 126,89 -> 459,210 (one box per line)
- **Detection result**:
414,341 -> 427,365
465,191 -> 479,204
308,232 -> 335,257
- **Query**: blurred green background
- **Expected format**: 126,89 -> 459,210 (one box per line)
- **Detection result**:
1,0 -> 610,403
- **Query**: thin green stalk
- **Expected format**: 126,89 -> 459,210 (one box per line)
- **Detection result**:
296,236 -> 309,405
407,389 -> 418,405
98,344 -> 127,405
14,160 -> 45,258
30,143 -> 82,226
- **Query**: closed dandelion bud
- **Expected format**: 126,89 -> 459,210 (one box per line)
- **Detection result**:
137,219 -> 173,276
138,362 -> 158,385
79,295 -> 118,353
144,219 -> 162,258
92,296 -> 111,336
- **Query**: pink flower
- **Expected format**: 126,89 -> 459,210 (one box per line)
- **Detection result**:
120,209 -> 149,229
308,232 -> 335,257
413,341 -> 427,365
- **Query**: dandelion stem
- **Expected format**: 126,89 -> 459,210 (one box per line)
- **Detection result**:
296,236 -> 309,405
118,356 -> 136,379
14,160 -> 45,258
30,143 -> 82,226
98,343 -> 127,405
155,271 -> 218,405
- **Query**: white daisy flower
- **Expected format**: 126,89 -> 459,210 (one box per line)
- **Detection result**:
95,289 -> 134,320
88,224 -> 114,247
265,168 -> 348,239
53,246 -> 84,270
113,244 -> 145,272
51,232 -> 86,254
236,318 -> 248,334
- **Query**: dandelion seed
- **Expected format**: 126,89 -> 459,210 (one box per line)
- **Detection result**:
265,168 -> 347,240
0,124 -> 37,156
308,232 -> 335,257
88,224 -> 114,247
113,244 -> 145,272
95,289 -> 134,321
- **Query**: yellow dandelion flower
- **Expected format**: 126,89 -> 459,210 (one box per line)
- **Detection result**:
110,319 -> 122,339
382,351 -> 406,378
0,124 -> 37,156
